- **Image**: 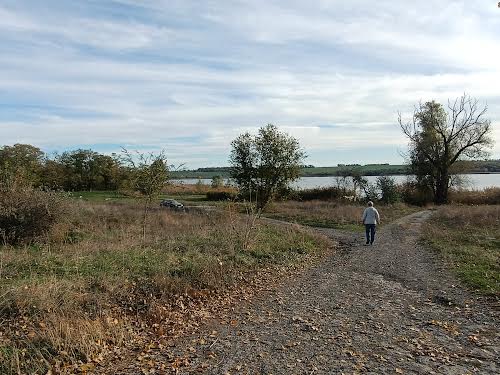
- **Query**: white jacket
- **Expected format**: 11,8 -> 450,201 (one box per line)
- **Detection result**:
362,207 -> 380,225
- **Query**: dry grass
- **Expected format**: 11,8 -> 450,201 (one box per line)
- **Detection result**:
265,201 -> 421,230
448,187 -> 500,205
425,205 -> 500,295
0,200 -> 328,374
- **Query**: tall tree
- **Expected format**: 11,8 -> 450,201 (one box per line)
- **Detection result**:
57,149 -> 99,191
40,158 -> 66,190
0,144 -> 45,188
229,124 -> 305,210
399,94 -> 493,204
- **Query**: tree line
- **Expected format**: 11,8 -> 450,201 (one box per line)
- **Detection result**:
0,145 -> 139,191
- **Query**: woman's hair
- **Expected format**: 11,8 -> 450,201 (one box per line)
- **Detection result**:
367,201 -> 373,206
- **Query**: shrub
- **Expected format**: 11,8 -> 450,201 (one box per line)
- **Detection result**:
400,181 -> 433,206
376,176 -> 399,204
206,190 -> 237,201
294,186 -> 345,201
211,175 -> 224,188
0,187 -> 69,244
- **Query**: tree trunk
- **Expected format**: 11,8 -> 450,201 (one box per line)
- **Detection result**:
434,168 -> 449,204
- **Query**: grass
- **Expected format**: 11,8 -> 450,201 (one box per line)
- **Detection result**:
69,190 -> 129,201
448,187 -> 500,205
70,183 -> 237,206
425,205 -> 500,295
0,199 -> 329,374
264,201 -> 421,230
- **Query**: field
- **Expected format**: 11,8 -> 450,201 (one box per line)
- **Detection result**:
2,183 -> 499,374
69,183 -> 237,205
0,199 -> 329,374
425,205 -> 500,295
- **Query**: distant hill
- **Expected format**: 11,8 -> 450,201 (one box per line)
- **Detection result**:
169,160 -> 500,179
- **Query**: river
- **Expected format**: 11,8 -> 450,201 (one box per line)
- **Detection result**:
174,174 -> 500,190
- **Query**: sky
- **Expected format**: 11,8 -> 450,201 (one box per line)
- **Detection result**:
1,0 -> 499,168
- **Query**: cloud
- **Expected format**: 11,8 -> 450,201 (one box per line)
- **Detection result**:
0,0 -> 499,167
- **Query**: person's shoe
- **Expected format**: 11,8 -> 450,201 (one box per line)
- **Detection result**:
365,242 -> 370,245
370,242 -> 374,245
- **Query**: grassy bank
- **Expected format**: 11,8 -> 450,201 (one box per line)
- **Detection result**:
425,205 -> 500,295
264,201 -> 420,230
0,200 -> 329,374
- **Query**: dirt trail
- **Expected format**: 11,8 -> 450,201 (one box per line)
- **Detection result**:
112,211 -> 499,374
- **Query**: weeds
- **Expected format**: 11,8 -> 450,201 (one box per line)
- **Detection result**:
425,205 -> 500,295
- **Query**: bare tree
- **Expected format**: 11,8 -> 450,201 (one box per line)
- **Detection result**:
399,94 -> 493,204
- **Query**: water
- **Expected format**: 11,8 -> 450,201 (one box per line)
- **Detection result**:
173,174 -> 500,190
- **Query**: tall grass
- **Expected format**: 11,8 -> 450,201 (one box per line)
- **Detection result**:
0,200 -> 328,374
425,205 -> 500,295
448,187 -> 500,205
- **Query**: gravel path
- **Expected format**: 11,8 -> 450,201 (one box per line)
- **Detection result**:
116,210 -> 500,374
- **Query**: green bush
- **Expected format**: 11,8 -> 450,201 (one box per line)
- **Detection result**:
376,176 -> 399,204
0,188 -> 69,244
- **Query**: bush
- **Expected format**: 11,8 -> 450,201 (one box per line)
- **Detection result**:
0,188 -> 69,244
376,176 -> 399,204
206,190 -> 237,201
400,182 -> 433,206
294,186 -> 345,201
211,175 -> 224,188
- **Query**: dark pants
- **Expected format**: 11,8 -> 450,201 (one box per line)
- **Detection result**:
365,224 -> 376,244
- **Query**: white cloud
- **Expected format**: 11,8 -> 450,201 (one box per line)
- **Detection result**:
0,0 -> 499,167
